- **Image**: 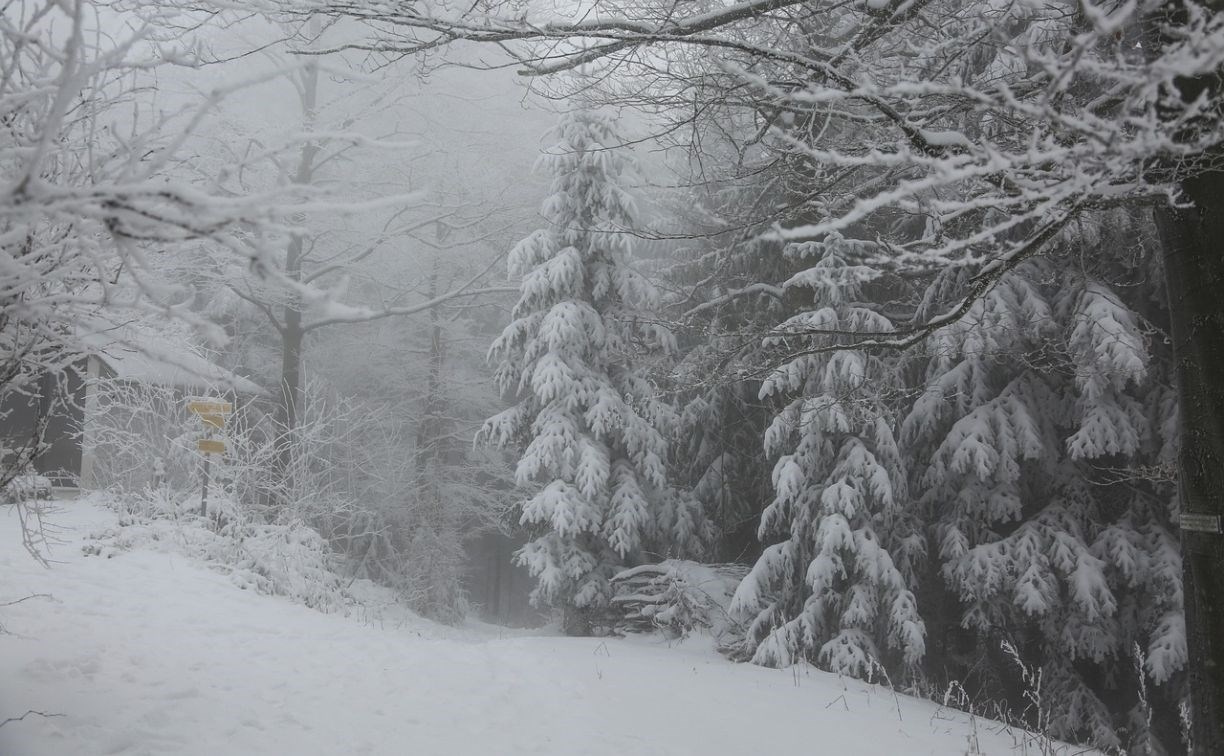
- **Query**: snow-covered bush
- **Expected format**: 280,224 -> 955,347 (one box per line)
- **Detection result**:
228,522 -> 348,610
87,375 -> 384,530
84,380 -> 205,493
91,488 -> 350,612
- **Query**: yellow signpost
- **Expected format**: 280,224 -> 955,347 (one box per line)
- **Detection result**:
197,439 -> 226,454
189,398 -> 233,514
189,401 -> 232,416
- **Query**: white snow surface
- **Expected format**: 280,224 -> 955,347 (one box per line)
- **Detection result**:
2,500 -> 1069,755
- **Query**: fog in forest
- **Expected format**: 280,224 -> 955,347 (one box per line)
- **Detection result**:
3,1 -> 1224,754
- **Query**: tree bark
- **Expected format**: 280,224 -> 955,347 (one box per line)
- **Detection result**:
414,261 -> 445,476
277,257 -> 304,493
1159,167 -> 1224,753
274,63 -> 320,500
1144,0 -> 1224,745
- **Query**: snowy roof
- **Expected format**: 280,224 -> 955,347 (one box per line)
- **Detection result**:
78,324 -> 266,397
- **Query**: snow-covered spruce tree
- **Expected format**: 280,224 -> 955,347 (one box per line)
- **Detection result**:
728,232 -> 926,675
901,222 -> 1184,751
480,111 -> 692,632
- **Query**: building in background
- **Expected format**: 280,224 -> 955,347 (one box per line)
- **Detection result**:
0,324 -> 263,492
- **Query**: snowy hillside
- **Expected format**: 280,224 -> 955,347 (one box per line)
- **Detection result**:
0,500 -> 1086,756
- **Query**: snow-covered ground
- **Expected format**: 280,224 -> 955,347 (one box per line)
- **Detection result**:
2,500 -> 1075,756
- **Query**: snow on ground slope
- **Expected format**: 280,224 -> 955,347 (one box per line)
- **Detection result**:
2,501 -> 1082,756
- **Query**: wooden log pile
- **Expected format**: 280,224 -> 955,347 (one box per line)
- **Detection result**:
609,560 -> 749,640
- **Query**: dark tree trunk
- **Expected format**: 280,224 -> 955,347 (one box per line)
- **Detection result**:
1145,0 -> 1224,746
1159,168 -> 1224,753
414,262 -> 445,478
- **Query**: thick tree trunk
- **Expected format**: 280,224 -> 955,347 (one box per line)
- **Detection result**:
273,64 -> 319,503
414,263 -> 445,476
1159,168 -> 1224,753
1145,0 -> 1224,745
413,260 -> 447,521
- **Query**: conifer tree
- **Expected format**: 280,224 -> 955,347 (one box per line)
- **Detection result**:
480,111 -> 683,630
729,232 -> 926,674
902,226 -> 1184,750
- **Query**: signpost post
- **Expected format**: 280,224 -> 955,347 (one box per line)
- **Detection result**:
188,400 -> 233,515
